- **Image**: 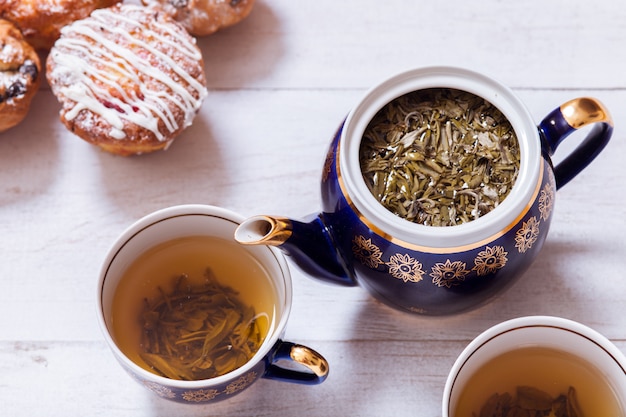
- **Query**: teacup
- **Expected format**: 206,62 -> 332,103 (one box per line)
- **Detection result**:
97,204 -> 329,404
443,316 -> 626,417
235,66 -> 613,315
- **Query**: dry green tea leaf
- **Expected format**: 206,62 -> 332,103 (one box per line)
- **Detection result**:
138,269 -> 267,381
359,88 -> 520,227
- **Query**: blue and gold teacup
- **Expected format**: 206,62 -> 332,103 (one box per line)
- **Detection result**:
97,205 -> 328,403
235,66 -> 613,315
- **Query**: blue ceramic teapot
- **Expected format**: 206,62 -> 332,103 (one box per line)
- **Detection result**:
235,67 -> 613,315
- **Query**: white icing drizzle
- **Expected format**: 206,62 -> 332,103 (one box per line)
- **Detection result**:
50,5 -> 207,141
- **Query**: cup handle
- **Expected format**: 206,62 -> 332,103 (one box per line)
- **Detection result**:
538,97 -> 613,189
263,340 -> 329,385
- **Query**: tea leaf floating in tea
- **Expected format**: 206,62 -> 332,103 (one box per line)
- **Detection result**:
476,386 -> 585,417
359,88 -> 520,227
139,269 -> 269,381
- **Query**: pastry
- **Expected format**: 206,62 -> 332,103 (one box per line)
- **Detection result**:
0,0 -> 121,51
46,4 -> 208,156
0,18 -> 41,133
141,0 -> 255,36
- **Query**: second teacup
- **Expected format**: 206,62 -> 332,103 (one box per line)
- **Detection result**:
443,316 -> 626,417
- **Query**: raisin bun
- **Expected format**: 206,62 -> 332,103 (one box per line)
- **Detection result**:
46,4 -> 208,156
0,18 -> 41,133
142,0 -> 255,36
0,0 -> 121,51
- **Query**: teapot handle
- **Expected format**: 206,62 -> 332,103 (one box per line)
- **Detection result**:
538,97 -> 613,189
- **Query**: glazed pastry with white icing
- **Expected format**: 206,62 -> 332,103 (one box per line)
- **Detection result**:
46,4 -> 208,156
0,18 -> 41,133
142,0 -> 256,36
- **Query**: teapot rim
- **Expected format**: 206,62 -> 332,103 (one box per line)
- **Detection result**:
338,66 -> 543,249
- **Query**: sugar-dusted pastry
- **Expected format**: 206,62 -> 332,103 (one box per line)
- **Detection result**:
142,0 -> 255,36
0,0 -> 121,51
0,18 -> 41,133
46,4 -> 208,156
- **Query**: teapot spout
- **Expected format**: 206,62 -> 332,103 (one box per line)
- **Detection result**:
235,215 -> 356,287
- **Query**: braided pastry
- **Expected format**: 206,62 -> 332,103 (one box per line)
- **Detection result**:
0,0 -> 121,51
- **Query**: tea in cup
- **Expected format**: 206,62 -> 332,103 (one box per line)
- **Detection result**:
442,316 -> 626,417
97,204 -> 329,403
235,66 -> 613,315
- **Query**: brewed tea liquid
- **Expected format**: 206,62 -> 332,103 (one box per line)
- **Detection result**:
110,235 -> 277,378
453,346 -> 623,417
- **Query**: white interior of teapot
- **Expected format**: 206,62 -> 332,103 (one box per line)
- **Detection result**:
340,66 -> 542,248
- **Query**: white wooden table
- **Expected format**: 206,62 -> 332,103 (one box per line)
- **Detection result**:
1,0 -> 624,415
